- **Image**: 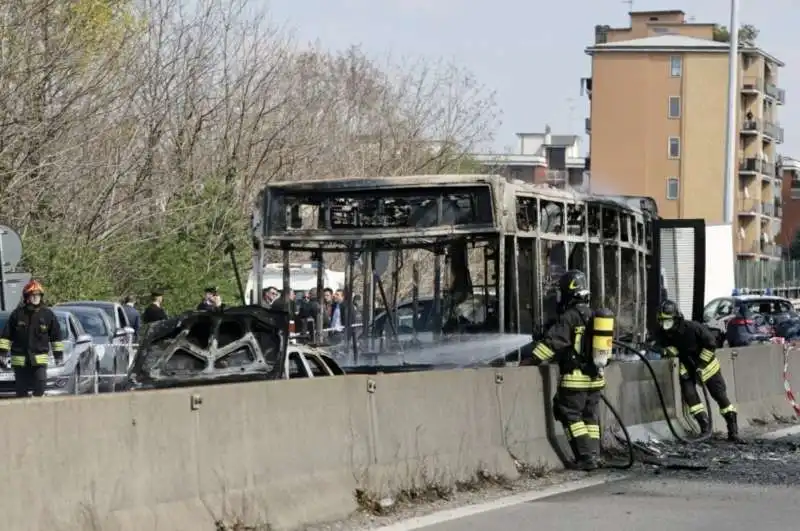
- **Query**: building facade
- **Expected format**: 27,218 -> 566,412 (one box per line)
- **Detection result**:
473,128 -> 587,190
584,10 -> 785,261
779,157 -> 800,251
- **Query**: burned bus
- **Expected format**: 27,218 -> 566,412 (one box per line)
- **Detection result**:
253,174 -> 706,364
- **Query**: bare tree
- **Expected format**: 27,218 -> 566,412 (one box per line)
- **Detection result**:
5,0 -> 500,306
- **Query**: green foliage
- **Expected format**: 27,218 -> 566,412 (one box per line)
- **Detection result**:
713,24 -> 759,46
21,179 -> 252,315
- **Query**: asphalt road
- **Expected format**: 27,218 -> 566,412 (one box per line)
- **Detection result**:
418,432 -> 800,531
420,476 -> 800,530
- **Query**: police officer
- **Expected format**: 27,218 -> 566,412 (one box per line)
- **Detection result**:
0,280 -> 63,398
653,299 -> 740,442
528,270 -> 610,471
142,289 -> 168,324
197,287 -> 218,311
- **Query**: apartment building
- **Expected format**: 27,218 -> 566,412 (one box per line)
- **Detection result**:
583,10 -> 785,261
778,157 -> 800,251
473,127 -> 588,190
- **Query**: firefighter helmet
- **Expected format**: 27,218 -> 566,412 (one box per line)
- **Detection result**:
558,269 -> 590,305
22,279 -> 44,296
657,299 -> 682,330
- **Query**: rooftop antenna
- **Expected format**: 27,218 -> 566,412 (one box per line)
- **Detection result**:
623,0 -> 633,12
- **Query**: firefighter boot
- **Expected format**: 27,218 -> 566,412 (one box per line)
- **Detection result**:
575,455 -> 600,472
724,411 -> 742,442
694,411 -> 712,436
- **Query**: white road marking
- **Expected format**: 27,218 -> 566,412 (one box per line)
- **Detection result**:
372,474 -> 628,530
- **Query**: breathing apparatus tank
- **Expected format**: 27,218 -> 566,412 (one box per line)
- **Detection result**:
591,308 -> 615,372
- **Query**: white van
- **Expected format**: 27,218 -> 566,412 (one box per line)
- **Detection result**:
244,262 -> 346,304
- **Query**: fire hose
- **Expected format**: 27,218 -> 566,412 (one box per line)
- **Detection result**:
546,341 -> 714,471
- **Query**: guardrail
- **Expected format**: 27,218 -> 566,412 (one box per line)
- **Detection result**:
0,344 -> 795,531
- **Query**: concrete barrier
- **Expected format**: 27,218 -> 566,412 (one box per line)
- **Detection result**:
727,345 -> 788,423
0,343 -> 796,531
710,349 -> 738,430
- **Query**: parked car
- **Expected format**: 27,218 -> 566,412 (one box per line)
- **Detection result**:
286,345 -> 344,378
0,309 -> 98,396
130,305 -> 346,389
703,295 -> 798,347
55,301 -> 136,369
56,305 -> 131,391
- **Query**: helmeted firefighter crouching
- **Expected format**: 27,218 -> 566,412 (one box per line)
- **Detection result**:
653,299 -> 740,442
0,280 -> 63,398
528,269 -> 616,471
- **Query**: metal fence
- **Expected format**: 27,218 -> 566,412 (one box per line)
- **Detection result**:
736,260 -> 800,290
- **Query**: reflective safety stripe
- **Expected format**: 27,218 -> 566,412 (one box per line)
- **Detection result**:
33,354 -> 49,366
700,359 -> 721,382
720,404 -> 737,415
10,355 -> 25,367
665,346 -> 679,357
533,342 -> 555,362
585,424 -> 600,439
688,403 -> 706,414
700,349 -> 715,363
0,338 -> 10,350
573,326 -> 585,354
568,421 -> 588,438
50,342 -> 64,352
679,363 -> 688,376
560,370 -> 594,389
587,377 -> 606,390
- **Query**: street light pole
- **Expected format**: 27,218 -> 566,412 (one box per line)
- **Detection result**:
722,0 -> 740,224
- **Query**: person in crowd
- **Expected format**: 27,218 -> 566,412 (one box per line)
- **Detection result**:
142,289 -> 168,324
197,286 -> 218,311
262,286 -> 278,307
271,288 -> 296,316
122,295 -> 141,335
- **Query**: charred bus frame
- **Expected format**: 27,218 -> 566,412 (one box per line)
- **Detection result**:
254,175 -> 663,361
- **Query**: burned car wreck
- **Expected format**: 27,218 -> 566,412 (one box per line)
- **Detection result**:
130,306 -> 288,389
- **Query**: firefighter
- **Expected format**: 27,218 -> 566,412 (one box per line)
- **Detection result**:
528,270 -> 612,471
653,299 -> 740,442
0,280 -> 63,398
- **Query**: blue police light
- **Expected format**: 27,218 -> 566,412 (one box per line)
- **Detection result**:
732,288 -> 740,296
765,288 -> 772,295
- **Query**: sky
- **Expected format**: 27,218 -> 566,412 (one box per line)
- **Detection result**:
266,0 -> 797,156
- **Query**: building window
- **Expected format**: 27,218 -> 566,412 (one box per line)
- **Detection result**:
666,177 -> 679,200
668,96 -> 681,118
668,137 -> 680,159
791,172 -> 800,199
670,56 -> 682,77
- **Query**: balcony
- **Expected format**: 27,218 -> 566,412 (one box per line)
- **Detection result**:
740,119 -> 760,135
741,76 -> 763,93
737,241 -> 783,258
766,83 -> 786,105
763,122 -> 785,143
761,202 -> 775,217
761,243 -> 783,258
739,158 -> 762,174
762,162 -> 776,178
738,198 -> 760,216
775,200 -> 783,218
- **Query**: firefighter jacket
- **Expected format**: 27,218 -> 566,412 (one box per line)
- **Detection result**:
653,319 -> 720,382
530,302 -> 604,390
0,304 -> 63,367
